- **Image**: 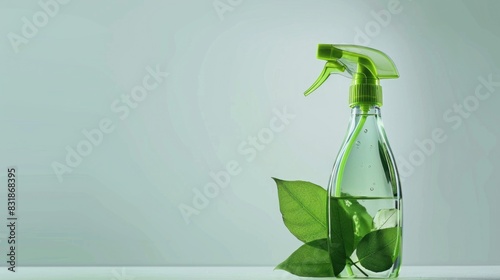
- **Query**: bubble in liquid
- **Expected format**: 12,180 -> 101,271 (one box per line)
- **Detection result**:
370,187 -> 374,191
364,129 -> 368,133
355,141 -> 361,149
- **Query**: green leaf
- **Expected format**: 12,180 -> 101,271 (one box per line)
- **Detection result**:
341,197 -> 373,247
328,198 -> 353,276
356,227 -> 401,272
328,197 -> 373,276
273,178 -> 327,243
276,239 -> 333,277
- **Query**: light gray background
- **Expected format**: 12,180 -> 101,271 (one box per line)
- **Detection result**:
0,0 -> 499,266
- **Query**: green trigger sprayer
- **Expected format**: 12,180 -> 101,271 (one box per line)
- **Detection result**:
305,44 -> 403,278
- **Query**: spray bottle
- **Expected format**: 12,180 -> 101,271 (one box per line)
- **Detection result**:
305,44 -> 402,278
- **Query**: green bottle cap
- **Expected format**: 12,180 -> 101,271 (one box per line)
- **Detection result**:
304,44 -> 399,107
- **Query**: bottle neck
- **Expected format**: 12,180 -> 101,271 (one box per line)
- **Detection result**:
345,105 -> 383,138
350,105 -> 382,117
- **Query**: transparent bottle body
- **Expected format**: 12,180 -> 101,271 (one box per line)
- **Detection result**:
327,106 -> 403,278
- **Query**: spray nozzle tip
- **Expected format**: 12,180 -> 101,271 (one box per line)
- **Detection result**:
317,44 -> 343,61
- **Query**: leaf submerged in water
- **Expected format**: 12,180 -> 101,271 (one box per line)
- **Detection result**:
356,227 -> 401,272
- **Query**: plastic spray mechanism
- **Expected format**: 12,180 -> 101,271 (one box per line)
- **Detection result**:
305,44 -> 399,103
305,44 -> 403,278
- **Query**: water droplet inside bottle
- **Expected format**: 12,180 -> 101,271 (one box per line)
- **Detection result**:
368,165 -> 371,168
370,187 -> 374,191
369,145 -> 373,149
364,129 -> 368,133
356,141 -> 361,146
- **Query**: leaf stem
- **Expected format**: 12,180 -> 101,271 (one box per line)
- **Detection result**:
348,258 -> 368,277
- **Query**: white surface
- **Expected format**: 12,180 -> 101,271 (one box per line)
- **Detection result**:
0,266 -> 499,279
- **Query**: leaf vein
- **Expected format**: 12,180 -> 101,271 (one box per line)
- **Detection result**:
281,185 -> 327,230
